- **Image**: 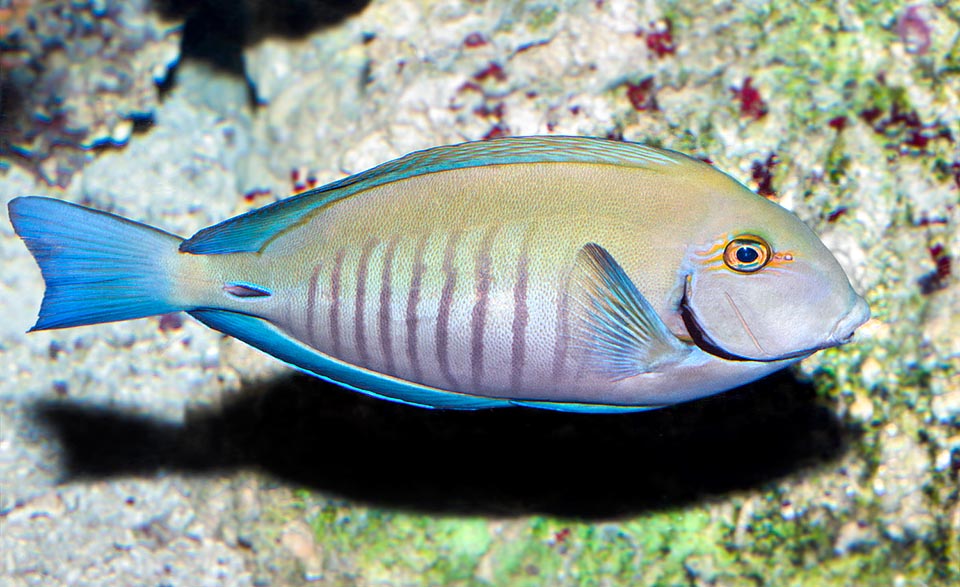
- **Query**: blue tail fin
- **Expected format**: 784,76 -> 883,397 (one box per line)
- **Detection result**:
8,196 -> 185,331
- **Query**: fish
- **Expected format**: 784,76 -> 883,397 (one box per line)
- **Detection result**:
8,136 -> 870,413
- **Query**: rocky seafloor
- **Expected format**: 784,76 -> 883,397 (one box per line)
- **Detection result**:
1,0 -> 958,585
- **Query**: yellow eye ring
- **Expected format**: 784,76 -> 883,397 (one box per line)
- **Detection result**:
723,235 -> 771,273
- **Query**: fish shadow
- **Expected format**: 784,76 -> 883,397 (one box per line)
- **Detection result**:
152,0 -> 373,102
31,369 -> 857,518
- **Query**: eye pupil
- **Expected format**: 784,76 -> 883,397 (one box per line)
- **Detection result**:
736,246 -> 758,263
722,235 -> 771,273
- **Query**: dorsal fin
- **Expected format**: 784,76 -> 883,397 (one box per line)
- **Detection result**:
180,136 -> 685,255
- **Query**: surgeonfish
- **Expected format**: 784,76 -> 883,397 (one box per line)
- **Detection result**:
8,136 -> 870,412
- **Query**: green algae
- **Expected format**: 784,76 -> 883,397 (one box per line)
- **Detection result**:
292,489 -> 957,586
305,505 -> 495,584
525,5 -> 559,31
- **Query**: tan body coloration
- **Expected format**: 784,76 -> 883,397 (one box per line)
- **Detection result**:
190,161 -> 802,406
11,137 -> 869,411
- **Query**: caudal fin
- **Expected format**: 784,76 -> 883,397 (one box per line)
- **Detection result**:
8,196 -> 185,331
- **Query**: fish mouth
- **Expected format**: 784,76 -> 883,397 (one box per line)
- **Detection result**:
827,294 -> 870,345
678,279 -> 829,363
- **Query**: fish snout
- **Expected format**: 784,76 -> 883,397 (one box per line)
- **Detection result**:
828,294 -> 870,344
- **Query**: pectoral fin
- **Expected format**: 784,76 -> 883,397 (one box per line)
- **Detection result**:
572,243 -> 689,379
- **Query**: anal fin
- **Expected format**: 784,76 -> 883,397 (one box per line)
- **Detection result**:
509,399 -> 661,413
189,309 -> 511,410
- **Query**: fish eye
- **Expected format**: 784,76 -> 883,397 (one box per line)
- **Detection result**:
723,235 -> 771,273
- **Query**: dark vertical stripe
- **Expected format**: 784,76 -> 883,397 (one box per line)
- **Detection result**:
379,236 -> 400,376
406,233 -> 429,384
470,224 -> 499,388
552,268 -> 572,384
306,261 -> 322,348
510,248 -> 530,391
354,238 -> 378,365
329,249 -> 346,356
437,231 -> 463,389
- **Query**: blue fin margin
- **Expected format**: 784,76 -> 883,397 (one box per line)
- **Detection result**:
189,309 -> 659,412
189,309 -> 511,410
508,400 -> 660,414
180,136 -> 685,256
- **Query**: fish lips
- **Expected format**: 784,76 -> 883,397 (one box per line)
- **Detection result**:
678,280 -> 867,363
